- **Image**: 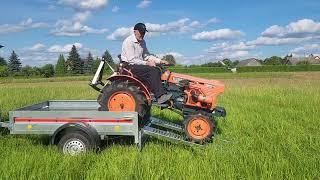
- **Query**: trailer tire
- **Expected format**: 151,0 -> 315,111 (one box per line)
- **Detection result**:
58,131 -> 92,155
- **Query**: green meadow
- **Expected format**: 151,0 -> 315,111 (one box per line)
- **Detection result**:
0,72 -> 319,179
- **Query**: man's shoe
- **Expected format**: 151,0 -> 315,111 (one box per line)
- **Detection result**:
157,93 -> 172,104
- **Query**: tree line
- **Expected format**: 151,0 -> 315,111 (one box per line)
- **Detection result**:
0,45 -> 114,78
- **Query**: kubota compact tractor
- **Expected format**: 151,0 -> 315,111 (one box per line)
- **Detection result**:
90,58 -> 226,143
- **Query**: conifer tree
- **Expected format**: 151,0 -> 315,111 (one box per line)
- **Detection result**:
66,45 -> 82,74
8,51 -> 22,73
55,54 -> 66,75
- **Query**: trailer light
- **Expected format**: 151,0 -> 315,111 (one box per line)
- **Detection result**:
27,124 -> 33,130
114,125 -> 120,131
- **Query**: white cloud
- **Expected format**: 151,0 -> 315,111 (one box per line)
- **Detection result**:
146,18 -> 191,32
107,18 -> 216,41
250,19 -> 320,46
247,36 -> 312,46
137,0 -> 152,9
58,0 -> 108,10
48,43 -> 83,53
107,27 -> 133,40
207,18 -> 220,24
189,21 -> 201,28
192,28 -> 244,41
28,43 -> 46,51
291,44 -> 320,55
199,42 -> 258,61
112,6 -> 119,12
0,18 -> 48,34
261,19 -> 320,38
51,11 -> 108,36
206,42 -> 255,52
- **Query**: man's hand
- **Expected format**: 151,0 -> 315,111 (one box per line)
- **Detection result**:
146,60 -> 156,67
160,60 -> 169,65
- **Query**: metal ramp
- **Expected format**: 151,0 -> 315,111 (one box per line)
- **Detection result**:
149,117 -> 184,132
140,116 -> 203,149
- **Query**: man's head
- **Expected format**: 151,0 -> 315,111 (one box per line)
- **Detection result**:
133,23 -> 148,41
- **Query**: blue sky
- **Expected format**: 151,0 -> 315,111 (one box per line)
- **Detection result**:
0,0 -> 320,66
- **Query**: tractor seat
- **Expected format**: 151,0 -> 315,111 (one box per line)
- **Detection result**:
117,54 -> 134,77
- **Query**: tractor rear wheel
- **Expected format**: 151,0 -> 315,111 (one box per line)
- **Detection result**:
184,115 -> 214,143
98,81 -> 150,124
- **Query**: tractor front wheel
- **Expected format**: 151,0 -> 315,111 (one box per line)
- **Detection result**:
184,115 -> 214,143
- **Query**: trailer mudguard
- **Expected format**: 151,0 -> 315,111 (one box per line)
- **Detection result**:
51,122 -> 101,149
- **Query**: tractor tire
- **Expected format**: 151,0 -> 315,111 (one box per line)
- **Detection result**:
98,81 -> 150,124
184,115 -> 214,143
58,131 -> 92,155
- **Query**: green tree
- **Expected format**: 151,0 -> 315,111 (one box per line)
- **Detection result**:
55,54 -> 66,75
264,56 -> 283,65
222,58 -> 232,67
201,61 -> 222,67
66,45 -> 82,74
92,57 -> 101,72
83,52 -> 94,74
162,54 -> 176,65
0,56 -> 7,66
8,51 -> 22,73
32,67 -> 42,76
41,64 -> 55,77
102,50 -> 114,66
297,60 -> 310,65
21,65 -> 33,77
0,66 -> 9,77
232,60 -> 239,67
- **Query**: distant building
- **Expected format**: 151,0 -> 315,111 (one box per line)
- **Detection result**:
285,54 -> 320,65
237,58 -> 262,66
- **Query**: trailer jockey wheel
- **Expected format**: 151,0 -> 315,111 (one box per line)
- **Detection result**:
184,115 -> 214,143
58,131 -> 91,155
98,81 -> 149,123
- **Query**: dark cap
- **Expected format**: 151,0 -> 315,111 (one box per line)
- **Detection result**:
134,23 -> 148,34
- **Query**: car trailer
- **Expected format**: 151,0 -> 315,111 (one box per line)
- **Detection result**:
0,100 -> 202,155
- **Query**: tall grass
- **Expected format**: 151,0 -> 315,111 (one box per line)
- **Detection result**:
0,72 -> 319,179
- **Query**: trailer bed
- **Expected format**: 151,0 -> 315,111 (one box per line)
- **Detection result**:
5,100 -> 139,143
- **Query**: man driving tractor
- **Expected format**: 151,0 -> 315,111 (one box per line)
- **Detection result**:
120,23 -> 172,104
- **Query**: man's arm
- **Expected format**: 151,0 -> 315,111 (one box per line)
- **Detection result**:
142,41 -> 161,64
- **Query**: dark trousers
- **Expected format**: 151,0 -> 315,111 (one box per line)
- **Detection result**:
129,65 -> 165,98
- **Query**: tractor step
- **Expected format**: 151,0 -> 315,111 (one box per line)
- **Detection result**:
149,117 -> 184,132
142,125 -> 202,147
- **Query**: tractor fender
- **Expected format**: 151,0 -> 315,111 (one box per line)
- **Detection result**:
51,122 -> 101,149
107,75 -> 152,104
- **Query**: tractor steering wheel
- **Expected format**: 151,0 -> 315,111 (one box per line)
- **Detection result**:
156,63 -> 174,74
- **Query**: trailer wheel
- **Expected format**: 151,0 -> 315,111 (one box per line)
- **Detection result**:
98,81 -> 149,122
58,131 -> 92,155
184,115 -> 214,143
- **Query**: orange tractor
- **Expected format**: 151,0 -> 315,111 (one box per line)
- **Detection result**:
90,58 -> 226,143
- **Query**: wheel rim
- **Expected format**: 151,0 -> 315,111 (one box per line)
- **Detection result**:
187,116 -> 211,140
63,139 -> 86,155
108,91 -> 136,111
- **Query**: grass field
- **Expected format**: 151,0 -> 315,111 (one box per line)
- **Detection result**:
0,72 -> 319,179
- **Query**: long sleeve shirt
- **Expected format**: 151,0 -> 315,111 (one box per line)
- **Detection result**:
121,34 -> 161,65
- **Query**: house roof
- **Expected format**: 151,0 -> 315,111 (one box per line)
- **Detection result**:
286,56 -> 320,65
238,58 -> 260,66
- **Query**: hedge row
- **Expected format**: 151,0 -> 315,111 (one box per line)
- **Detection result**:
169,65 -> 320,73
